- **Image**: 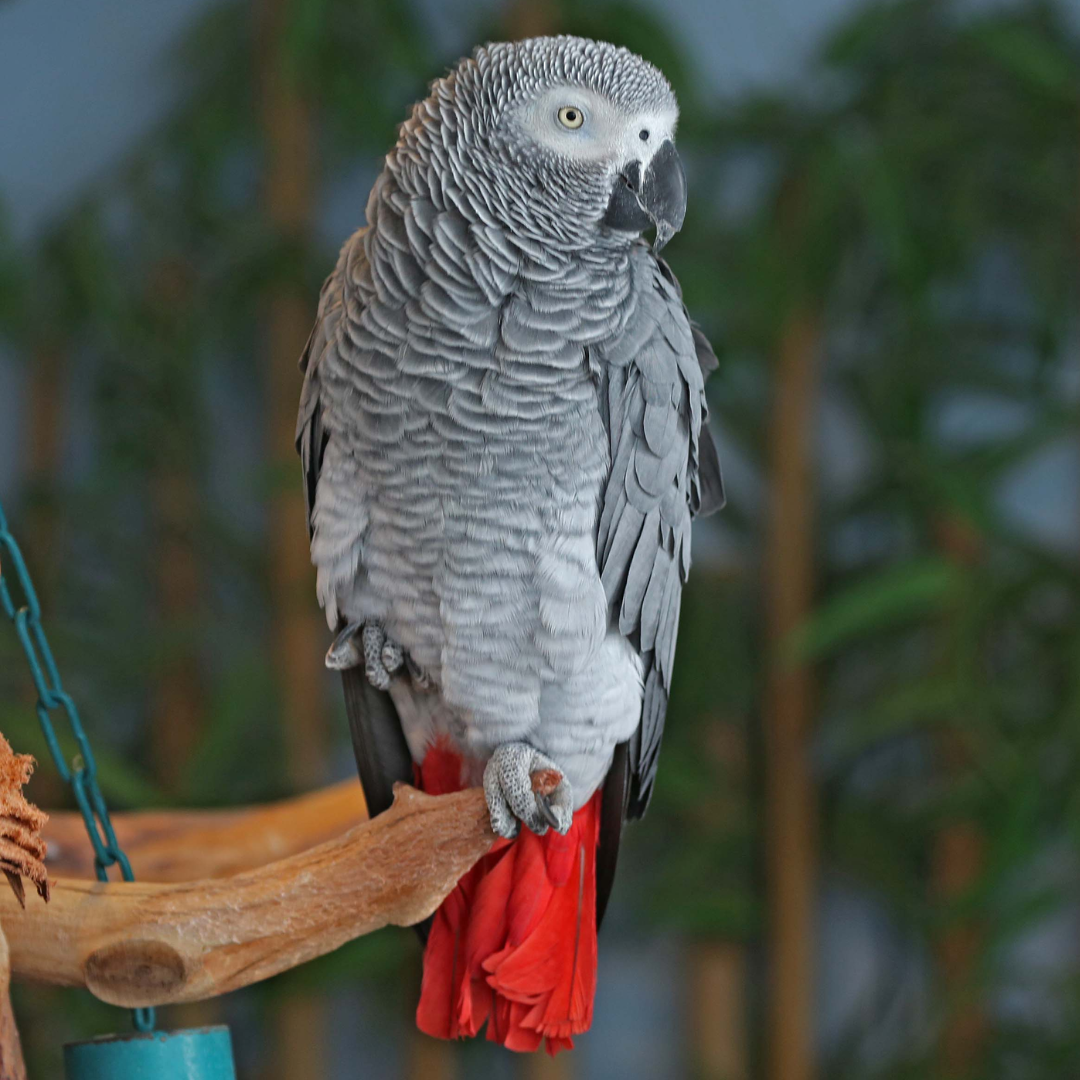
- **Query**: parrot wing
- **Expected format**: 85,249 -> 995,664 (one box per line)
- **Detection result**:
595,249 -> 724,824
297,265 -> 338,537
296,235 -> 415,823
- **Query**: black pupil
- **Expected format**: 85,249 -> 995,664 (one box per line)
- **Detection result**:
566,110 -> 577,122
639,129 -> 650,141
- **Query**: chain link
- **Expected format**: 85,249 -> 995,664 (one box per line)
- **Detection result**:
0,499 -> 155,1033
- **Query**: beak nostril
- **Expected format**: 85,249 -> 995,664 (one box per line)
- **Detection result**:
621,160 -> 643,193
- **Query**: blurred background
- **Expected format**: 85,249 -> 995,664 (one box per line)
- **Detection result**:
2,0 -> 1079,1077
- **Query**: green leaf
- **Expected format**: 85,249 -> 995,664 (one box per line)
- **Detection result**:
972,22 -> 1077,100
790,557 -> 961,660
830,675 -> 964,756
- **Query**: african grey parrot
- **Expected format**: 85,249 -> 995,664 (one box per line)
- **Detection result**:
296,35 -> 723,1052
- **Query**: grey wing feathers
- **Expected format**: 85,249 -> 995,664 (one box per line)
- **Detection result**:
297,252 -> 347,534
658,254 -> 724,517
690,324 -> 725,516
596,250 -> 723,819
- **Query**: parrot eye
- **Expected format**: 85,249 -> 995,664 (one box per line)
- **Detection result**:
557,106 -> 585,130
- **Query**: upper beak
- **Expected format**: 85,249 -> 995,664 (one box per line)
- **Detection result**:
603,139 -> 687,251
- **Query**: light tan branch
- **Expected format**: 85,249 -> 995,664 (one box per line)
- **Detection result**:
4,785 -> 492,1008
43,778 -> 368,882
0,927 -> 25,1080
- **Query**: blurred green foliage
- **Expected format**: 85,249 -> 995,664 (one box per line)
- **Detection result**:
2,0 -> 1080,1076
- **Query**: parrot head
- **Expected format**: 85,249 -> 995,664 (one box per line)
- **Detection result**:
410,36 -> 687,252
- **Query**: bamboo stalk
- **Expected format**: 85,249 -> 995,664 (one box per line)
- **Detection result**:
933,820 -> 986,1075
24,343 -> 66,605
4,785 -> 492,1006
504,0 -> 559,40
685,569 -> 751,1080
525,1051 -> 575,1080
23,343 -> 67,811
407,1033 -> 459,1080
763,311 -> 820,1080
257,0 -> 327,794
151,468 -> 204,792
690,941 -> 748,1080
933,516 -> 986,1077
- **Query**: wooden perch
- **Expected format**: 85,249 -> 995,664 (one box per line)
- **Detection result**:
0,926 -> 26,1080
43,778 -> 368,881
3,785 -> 492,1008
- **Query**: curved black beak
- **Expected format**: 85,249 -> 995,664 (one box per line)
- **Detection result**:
603,140 -> 687,251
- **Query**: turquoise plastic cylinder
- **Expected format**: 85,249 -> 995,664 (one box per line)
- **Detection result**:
64,1026 -> 236,1080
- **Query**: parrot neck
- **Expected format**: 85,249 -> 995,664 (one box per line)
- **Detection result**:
386,84 -> 634,265
366,155 -> 637,353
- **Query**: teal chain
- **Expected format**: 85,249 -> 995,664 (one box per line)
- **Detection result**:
0,499 -> 155,1033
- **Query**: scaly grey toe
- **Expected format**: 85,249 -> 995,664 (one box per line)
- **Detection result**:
381,640 -> 405,674
483,742 -> 574,838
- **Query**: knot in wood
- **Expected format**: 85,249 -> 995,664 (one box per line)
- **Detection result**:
84,939 -> 187,1006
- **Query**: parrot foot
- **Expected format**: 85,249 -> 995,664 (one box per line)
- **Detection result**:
325,621 -> 415,690
483,742 -> 573,839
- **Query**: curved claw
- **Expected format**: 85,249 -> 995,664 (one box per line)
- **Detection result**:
534,792 -> 561,831
326,621 -> 364,670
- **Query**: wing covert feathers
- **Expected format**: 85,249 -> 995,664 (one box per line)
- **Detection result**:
297,245 -> 350,535
595,248 -> 722,817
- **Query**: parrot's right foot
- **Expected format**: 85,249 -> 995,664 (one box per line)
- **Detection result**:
325,621 -> 404,690
483,742 -> 574,839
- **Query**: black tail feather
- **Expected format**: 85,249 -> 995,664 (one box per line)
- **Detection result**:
340,667 -> 430,942
597,741 -> 630,929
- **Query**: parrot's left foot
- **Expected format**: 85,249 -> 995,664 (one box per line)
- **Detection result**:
483,742 -> 574,839
326,621 -> 426,690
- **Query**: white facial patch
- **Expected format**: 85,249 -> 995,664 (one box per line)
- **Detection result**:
514,84 -> 678,172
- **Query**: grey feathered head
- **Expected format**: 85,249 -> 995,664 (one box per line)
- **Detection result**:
389,36 -> 687,252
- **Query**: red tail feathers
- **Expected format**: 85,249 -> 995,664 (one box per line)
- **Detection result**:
416,740 -> 601,1055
